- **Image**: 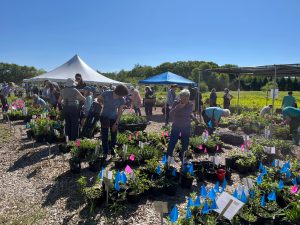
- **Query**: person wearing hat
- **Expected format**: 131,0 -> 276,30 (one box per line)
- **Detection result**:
96,84 -> 128,156
58,78 -> 85,141
282,91 -> 296,109
223,88 -> 233,109
165,84 -> 177,126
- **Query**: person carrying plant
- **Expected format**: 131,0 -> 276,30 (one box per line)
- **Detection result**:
166,89 -> 199,162
282,106 -> 300,136
96,84 -> 128,157
282,91 -> 297,109
202,107 -> 230,134
58,78 -> 85,141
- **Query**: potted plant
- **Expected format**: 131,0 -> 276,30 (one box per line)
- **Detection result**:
180,164 -> 194,189
127,170 -> 150,203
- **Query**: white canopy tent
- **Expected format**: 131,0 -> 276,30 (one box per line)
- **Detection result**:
24,54 -> 123,85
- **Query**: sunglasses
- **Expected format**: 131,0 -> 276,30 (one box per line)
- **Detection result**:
75,77 -> 81,81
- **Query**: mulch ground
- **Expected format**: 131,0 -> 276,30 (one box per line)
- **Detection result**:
0,108 -> 299,225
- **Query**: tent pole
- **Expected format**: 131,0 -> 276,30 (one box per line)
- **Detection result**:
271,65 -> 277,116
237,74 -> 240,114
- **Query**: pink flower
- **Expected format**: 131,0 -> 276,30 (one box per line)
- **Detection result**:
75,139 -> 81,147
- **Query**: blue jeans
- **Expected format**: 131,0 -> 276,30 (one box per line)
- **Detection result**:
100,116 -> 117,154
167,126 -> 191,159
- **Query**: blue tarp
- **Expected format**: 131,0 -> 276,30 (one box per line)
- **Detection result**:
139,71 -> 196,86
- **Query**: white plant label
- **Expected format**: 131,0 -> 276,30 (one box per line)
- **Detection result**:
243,178 -> 253,189
270,89 -> 279,99
214,192 -> 245,220
168,156 -> 175,166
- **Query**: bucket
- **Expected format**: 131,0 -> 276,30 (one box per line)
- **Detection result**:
216,169 -> 226,182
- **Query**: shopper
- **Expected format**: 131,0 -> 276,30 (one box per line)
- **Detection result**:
144,86 -> 156,121
209,88 -> 217,107
58,78 -> 85,141
282,91 -> 296,109
223,88 -> 233,109
130,87 -> 142,116
166,89 -> 198,162
202,107 -> 230,134
97,84 -> 128,156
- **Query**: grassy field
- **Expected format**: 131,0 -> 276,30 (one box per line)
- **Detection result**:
138,90 -> 300,109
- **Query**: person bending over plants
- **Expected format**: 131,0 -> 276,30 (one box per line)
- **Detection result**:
96,84 -> 128,157
166,89 -> 199,162
202,107 -> 230,134
282,106 -> 300,136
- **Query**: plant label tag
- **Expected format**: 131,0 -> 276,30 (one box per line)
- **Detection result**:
108,171 -> 113,180
264,128 -> 271,138
22,107 -> 28,116
168,156 -> 175,166
243,178 -> 253,189
270,147 -> 275,154
214,192 -> 244,220
263,146 -> 271,154
54,129 -> 59,136
154,201 -> 168,213
66,136 -> 69,143
131,172 -> 136,180
237,185 -> 243,196
103,177 -> 112,191
279,160 -> 284,167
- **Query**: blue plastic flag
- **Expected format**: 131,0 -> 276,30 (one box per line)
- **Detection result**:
280,165 -> 288,174
240,191 -> 247,203
260,195 -> 266,207
259,162 -> 263,171
250,189 -> 255,199
262,167 -> 267,176
186,207 -> 192,219
272,160 -> 276,167
233,189 -> 239,199
170,205 -> 179,223
188,163 -> 194,176
162,155 -> 167,165
210,199 -> 218,210
120,172 -> 127,184
267,191 -> 276,201
114,177 -> 120,191
98,167 -> 104,179
156,165 -> 161,174
25,122 -> 30,129
200,184 -> 207,198
286,170 -> 291,178
202,201 -> 209,214
222,178 -> 227,192
208,188 -> 217,200
257,174 -> 263,185
278,180 -> 284,189
286,161 -> 291,169
187,197 -> 194,208
292,177 -> 298,185
194,196 -> 201,207
172,168 -> 176,177
214,181 -> 220,193
208,120 -> 213,128
116,171 -> 121,181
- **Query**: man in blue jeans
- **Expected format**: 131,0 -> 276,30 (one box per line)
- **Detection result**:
97,84 -> 128,157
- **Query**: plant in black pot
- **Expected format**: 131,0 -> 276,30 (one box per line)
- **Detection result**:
162,176 -> 178,196
69,147 -> 81,173
180,163 -> 194,189
127,170 -> 150,204
235,153 -> 257,175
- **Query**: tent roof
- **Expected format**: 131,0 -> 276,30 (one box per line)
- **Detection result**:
205,64 -> 300,76
24,55 -> 122,85
139,71 -> 196,85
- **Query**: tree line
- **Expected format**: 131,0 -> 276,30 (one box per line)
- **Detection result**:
1,60 -> 300,92
0,62 -> 45,84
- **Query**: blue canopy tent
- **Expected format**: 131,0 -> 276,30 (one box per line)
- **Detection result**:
139,71 -> 196,86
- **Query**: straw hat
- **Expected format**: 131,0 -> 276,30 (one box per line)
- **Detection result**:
65,78 -> 77,87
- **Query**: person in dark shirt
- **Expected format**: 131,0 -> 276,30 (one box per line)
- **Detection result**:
75,73 -> 87,91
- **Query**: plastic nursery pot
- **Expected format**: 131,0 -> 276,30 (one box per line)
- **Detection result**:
88,157 -> 105,172
225,168 -> 232,181
236,164 -> 249,174
216,169 -> 226,182
205,168 -> 217,182
127,191 -> 142,204
201,161 -> 214,170
180,174 -> 194,189
163,184 -> 178,196
26,130 -> 34,139
69,159 -> 81,174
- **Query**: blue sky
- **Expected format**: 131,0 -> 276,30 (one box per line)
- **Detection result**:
0,0 -> 299,72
